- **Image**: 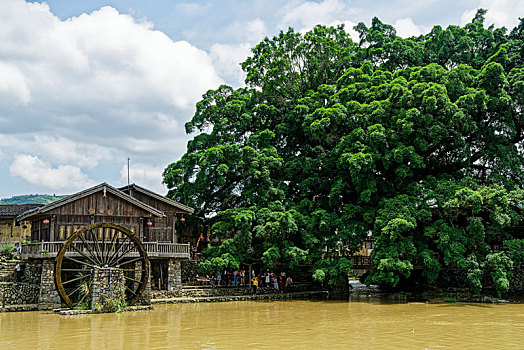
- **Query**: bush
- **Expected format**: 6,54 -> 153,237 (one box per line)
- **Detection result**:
1,246 -> 14,260
503,240 -> 524,263
93,297 -> 127,313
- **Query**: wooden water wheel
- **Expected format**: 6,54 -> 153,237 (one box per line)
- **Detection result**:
54,222 -> 149,309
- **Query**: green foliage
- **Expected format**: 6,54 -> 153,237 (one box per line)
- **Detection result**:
0,194 -> 67,204
73,300 -> 91,310
485,252 -> 513,297
93,297 -> 127,313
503,240 -> 524,263
164,11 -> 524,290
313,257 -> 353,286
312,269 -> 326,283
1,246 -> 14,260
466,254 -> 483,295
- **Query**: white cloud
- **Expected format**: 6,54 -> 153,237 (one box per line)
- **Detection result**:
0,62 -> 31,104
280,0 -> 357,31
393,18 -> 428,38
210,43 -> 252,87
0,134 -> 115,168
279,0 -> 359,40
9,155 -> 96,191
246,18 -> 268,43
120,162 -> 167,194
0,0 -> 223,192
461,0 -> 524,29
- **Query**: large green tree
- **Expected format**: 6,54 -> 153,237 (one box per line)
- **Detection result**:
164,11 -> 524,291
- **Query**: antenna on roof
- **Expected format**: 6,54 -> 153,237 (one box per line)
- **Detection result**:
127,157 -> 131,194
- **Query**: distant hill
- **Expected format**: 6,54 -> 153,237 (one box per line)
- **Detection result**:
0,194 -> 68,204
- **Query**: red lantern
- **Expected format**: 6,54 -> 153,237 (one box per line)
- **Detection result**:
43,219 -> 50,224
200,237 -> 204,240
180,217 -> 185,222
146,220 -> 153,227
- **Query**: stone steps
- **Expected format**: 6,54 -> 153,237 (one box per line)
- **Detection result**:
0,261 -> 17,282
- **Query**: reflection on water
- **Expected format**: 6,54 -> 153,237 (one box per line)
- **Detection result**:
2,300 -> 524,349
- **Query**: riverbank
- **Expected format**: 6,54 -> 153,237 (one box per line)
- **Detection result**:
151,290 -> 329,304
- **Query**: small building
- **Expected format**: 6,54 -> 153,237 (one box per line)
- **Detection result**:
0,204 -> 43,244
18,183 -> 193,299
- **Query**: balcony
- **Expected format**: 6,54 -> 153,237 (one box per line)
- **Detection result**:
21,241 -> 190,260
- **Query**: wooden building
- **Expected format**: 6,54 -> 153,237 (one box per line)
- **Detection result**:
18,183 -> 193,291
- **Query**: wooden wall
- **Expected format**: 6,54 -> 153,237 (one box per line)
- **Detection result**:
29,190 -> 175,243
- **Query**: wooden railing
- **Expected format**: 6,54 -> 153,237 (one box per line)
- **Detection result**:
348,255 -> 372,268
21,242 -> 190,260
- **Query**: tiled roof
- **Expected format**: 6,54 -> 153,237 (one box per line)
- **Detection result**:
0,204 -> 43,217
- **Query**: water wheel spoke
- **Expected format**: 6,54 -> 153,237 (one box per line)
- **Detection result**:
125,285 -> 137,296
111,245 -> 139,266
118,256 -> 144,267
103,230 -> 121,265
102,227 -> 108,263
70,244 -> 100,266
61,268 -> 91,272
78,233 -> 101,265
124,276 -> 142,284
67,281 -> 88,298
64,256 -> 97,268
106,236 -> 130,267
62,274 -> 92,286
76,290 -> 89,306
90,228 -> 103,265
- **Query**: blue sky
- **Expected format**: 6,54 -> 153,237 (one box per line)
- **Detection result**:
0,0 -> 522,198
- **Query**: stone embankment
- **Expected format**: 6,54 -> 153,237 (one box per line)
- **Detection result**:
151,290 -> 329,304
0,282 -> 39,311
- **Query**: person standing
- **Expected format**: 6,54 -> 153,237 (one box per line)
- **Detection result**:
252,276 -> 258,294
240,269 -> 245,285
265,270 -> 270,287
14,263 -> 21,282
233,269 -> 239,286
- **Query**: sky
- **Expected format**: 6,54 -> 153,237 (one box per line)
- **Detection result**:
0,0 -> 523,198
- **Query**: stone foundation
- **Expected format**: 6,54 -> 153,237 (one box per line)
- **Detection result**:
38,260 -> 61,310
23,261 -> 42,284
0,282 -> 39,306
168,259 -> 181,293
135,261 -> 151,305
91,268 -> 126,311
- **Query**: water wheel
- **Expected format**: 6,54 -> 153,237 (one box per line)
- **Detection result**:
54,222 -> 149,309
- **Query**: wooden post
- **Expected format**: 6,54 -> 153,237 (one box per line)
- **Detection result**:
50,218 -> 55,242
173,214 -> 177,243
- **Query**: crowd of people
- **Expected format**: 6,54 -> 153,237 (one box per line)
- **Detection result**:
197,268 -> 293,295
251,270 -> 293,295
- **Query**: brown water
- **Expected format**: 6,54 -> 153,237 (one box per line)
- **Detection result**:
2,300 -> 524,349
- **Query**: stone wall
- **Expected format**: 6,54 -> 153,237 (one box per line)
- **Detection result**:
181,260 -> 199,283
91,268 -> 125,311
38,259 -> 61,310
0,282 -> 39,306
23,261 -> 41,284
135,261 -> 151,305
168,259 -> 181,292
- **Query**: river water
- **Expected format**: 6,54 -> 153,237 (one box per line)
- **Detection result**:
2,300 -> 524,349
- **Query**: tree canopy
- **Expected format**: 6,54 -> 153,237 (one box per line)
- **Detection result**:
164,10 -> 524,293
